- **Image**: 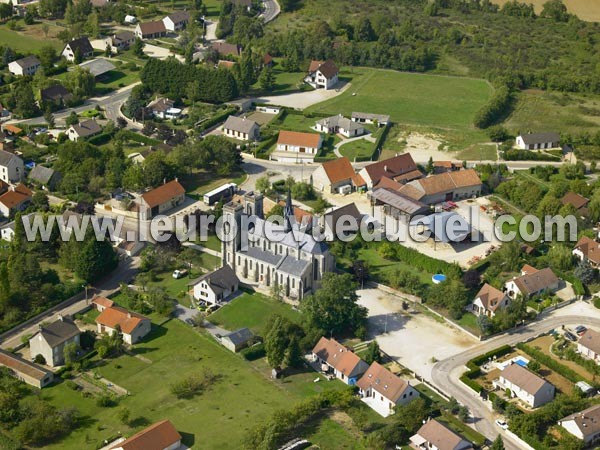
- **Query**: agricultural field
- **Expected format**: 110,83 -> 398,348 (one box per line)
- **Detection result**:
503,89 -> 600,136
490,0 -> 600,21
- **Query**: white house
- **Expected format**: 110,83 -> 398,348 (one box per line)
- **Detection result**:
410,419 -> 474,450
304,59 -> 339,90
272,130 -> 322,163
315,114 -> 364,138
351,112 -> 390,127
91,296 -> 114,312
162,10 -> 190,31
61,37 -> 93,63
8,56 -> 41,76
190,265 -> 239,306
147,98 -> 181,120
493,362 -> 555,408
138,180 -> 186,220
516,132 -> 560,150
559,404 -> 600,446
222,115 -> 260,141
578,328 -> 600,364
573,236 -> 600,268
105,31 -> 136,53
504,265 -> 560,299
29,316 -> 80,367
66,119 -> 102,142
135,20 -> 167,39
0,150 -> 24,183
110,419 -> 181,450
95,306 -> 151,345
311,337 -> 369,386
0,184 -> 32,218
312,156 -> 366,194
470,283 -> 510,318
356,361 -> 419,417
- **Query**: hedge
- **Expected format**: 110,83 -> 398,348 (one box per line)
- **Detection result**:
470,345 -> 512,367
460,375 -> 483,393
474,85 -> 512,128
460,345 -> 513,394
254,133 -> 278,159
516,343 -> 586,383
241,343 -> 265,361
197,107 -> 238,133
364,122 -> 392,162
379,242 -> 462,277
503,149 -> 560,161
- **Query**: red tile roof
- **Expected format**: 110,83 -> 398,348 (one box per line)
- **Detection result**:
92,296 -> 114,309
0,184 -> 32,209
356,361 -> 412,403
574,236 -> 600,265
96,305 -> 149,335
362,154 -> 418,185
141,180 -> 185,208
277,130 -> 321,149
321,157 -> 356,184
312,337 -> 365,377
111,419 -> 181,450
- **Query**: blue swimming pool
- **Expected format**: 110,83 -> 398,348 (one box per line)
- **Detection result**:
432,274 -> 447,284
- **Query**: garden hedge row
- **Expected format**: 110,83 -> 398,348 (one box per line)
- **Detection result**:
461,345 -> 513,394
516,343 -> 586,384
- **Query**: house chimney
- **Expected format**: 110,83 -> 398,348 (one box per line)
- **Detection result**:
127,313 -> 131,319
384,165 -> 388,172
57,314 -> 64,322
163,178 -> 166,185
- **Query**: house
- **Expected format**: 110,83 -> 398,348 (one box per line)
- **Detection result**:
0,150 -> 24,183
135,20 -> 167,39
212,41 -> 242,57
559,404 -> 600,446
561,191 -> 589,217
77,58 -> 116,78
470,283 -> 510,317
190,265 -> 240,306
40,85 -> 74,107
358,153 -> 421,188
8,55 -> 41,76
124,14 -> 137,24
0,349 -> 53,389
222,191 -> 334,300
573,236 -> 600,268
0,184 -> 32,217
1,124 -> 22,136
105,31 -> 136,53
263,53 -> 273,67
222,115 -> 260,141
493,362 -> 555,408
138,180 -> 186,220
312,156 -> 365,194
28,165 -> 60,190
311,337 -> 369,385
396,169 -> 483,205
315,114 -> 364,138
147,98 -> 182,119
109,419 -> 181,450
272,130 -> 322,163
29,315 -> 81,367
91,296 -> 114,312
0,213 -> 33,241
516,132 -> 560,150
369,187 -> 430,220
351,112 -> 390,127
304,59 -> 339,90
163,10 -> 190,31
96,306 -> 151,344
410,419 -> 474,450
504,265 -> 560,299
67,119 -> 102,142
356,361 -> 419,417
0,103 -> 11,121
321,203 -> 362,241
61,37 -> 94,62
577,328 -> 600,364
221,328 -> 254,352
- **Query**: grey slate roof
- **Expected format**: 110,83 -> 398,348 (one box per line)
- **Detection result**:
165,10 -> 190,23
40,85 -> 73,103
371,187 -> 429,216
351,112 -> 390,123
277,255 -> 310,277
78,58 -> 116,77
223,115 -> 258,134
71,119 -> 102,138
410,211 -> 471,243
66,37 -> 93,55
223,328 -> 253,346
189,265 -> 239,295
28,165 -> 56,184
0,150 -> 20,167
34,317 -> 80,348
316,114 -> 362,132
243,246 -> 282,266
520,132 -> 560,145
13,55 -> 40,69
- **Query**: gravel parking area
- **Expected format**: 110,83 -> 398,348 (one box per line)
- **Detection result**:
358,288 -> 477,382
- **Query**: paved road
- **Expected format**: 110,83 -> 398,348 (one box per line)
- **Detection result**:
260,0 -> 280,22
0,256 -> 140,350
432,305 -> 600,450
11,82 -> 140,126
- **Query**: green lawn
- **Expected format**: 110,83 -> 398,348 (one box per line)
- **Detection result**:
95,70 -> 140,93
180,170 -> 247,198
197,233 -> 223,252
338,138 -> 375,161
208,290 -> 301,335
250,67 -> 309,96
305,418 -> 365,450
0,24 -> 63,52
455,312 -> 480,336
457,144 -> 497,161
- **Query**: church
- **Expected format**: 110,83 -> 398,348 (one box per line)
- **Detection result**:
221,191 -> 335,300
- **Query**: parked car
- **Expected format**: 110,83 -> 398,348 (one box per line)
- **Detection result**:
172,269 -> 188,279
565,331 -> 577,342
575,325 -> 587,335
495,419 -> 508,430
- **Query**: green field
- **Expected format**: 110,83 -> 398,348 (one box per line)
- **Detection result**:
208,290 -> 301,334
180,170 -> 247,198
338,138 -> 375,161
308,68 -> 493,129
0,23 -> 62,52
43,317 -> 352,450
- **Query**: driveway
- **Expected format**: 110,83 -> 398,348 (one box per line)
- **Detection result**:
174,303 -> 197,322
143,43 -> 184,61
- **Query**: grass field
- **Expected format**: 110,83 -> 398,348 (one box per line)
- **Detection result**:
338,138 -> 375,161
0,21 -> 63,52
503,89 -> 600,136
208,290 -> 301,334
250,66 -> 309,96
490,0 -> 600,21
180,170 -> 247,198
457,144 -> 498,161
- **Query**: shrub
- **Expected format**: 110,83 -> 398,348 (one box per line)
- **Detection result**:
459,375 -> 482,393
241,343 -> 265,361
474,85 -> 512,128
96,394 -> 116,407
517,343 -> 585,383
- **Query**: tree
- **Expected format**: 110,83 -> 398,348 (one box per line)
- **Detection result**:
574,260 -> 595,284
264,315 -> 287,368
105,43 -> 112,57
490,435 -> 505,450
352,260 -> 369,287
133,38 -> 145,57
364,340 -> 381,364
117,407 -> 130,425
541,0 -> 570,22
44,108 -> 55,128
301,273 -> 367,337
66,111 -> 79,126
547,244 -> 574,272
280,0 -> 299,12
477,314 -> 493,335
42,23 -> 50,38
63,341 -> 80,367
527,359 -> 541,373
13,82 -> 37,119
285,336 -> 303,368
38,46 -> 58,71
0,3 -> 12,19
255,176 -> 270,194
259,65 -> 275,91
426,156 -> 434,174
